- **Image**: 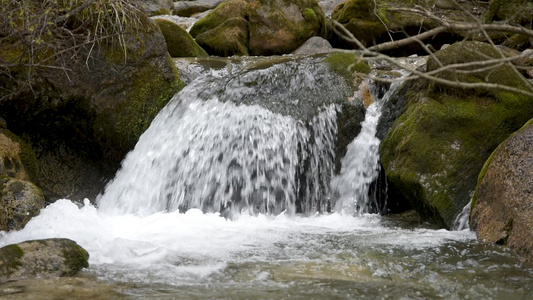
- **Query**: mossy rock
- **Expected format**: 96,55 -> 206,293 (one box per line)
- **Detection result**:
0,177 -> 45,231
155,18 -> 208,57
195,17 -> 250,57
322,52 -> 371,85
189,0 -> 249,38
0,239 -> 89,281
248,0 -> 327,56
331,0 -> 436,49
0,4 -> 183,202
426,41 -> 532,95
0,129 -> 38,183
485,0 -> 533,25
380,41 -> 533,228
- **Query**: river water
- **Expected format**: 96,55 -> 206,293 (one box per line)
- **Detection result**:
1,56 -> 532,299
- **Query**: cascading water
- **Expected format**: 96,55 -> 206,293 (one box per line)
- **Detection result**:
1,57 -> 531,299
331,74 -> 407,214
98,58 -> 340,217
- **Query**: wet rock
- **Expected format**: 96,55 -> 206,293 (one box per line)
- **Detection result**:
293,36 -> 333,55
0,239 -> 89,281
0,177 -> 44,231
174,0 -> 225,17
380,41 -> 533,228
154,18 -> 208,57
470,119 -> 533,261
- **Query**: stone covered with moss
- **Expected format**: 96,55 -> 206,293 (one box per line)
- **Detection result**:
470,119 -> 533,261
380,41 -> 533,228
0,1 -> 183,202
154,18 -> 208,57
195,17 -> 250,56
0,177 -> 44,231
0,239 -> 89,281
331,0 -> 436,49
189,0 -> 327,56
248,0 -> 327,55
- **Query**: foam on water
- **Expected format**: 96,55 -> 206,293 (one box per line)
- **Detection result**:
0,199 -> 476,285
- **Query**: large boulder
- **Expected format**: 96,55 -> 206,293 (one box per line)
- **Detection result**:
195,17 -> 250,56
0,239 -> 89,281
331,0 -> 437,51
248,0 -> 327,56
380,41 -> 533,228
0,1 -> 183,202
189,0 -> 327,56
470,119 -> 533,261
154,18 -> 209,57
0,177 -> 44,231
485,0 -> 533,50
189,0 -> 249,56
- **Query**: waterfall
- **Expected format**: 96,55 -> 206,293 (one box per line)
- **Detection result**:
98,58 -> 340,217
331,76 -> 407,215
98,58 -> 406,217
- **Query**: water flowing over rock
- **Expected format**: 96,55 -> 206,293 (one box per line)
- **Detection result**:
331,74 -> 407,215
471,119 -> 533,261
98,57 -> 350,217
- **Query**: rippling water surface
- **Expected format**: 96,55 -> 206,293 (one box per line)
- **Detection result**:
2,200 -> 532,299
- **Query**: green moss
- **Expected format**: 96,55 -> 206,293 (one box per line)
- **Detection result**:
195,17 -> 249,57
61,241 -> 89,275
189,0 -> 248,38
381,77 -> 533,228
323,52 -> 371,82
0,244 -> 23,278
155,19 -> 208,57
303,8 -> 317,22
115,58 -> 183,146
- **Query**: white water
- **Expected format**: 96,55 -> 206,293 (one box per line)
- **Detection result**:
2,59 -> 530,298
97,73 -> 338,216
331,76 -> 406,214
0,199 -> 476,286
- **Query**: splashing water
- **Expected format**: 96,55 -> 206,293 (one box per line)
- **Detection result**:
1,58 -> 531,299
331,75 -> 407,214
98,58 -> 340,217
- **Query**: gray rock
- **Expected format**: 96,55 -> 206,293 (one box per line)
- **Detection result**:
0,177 -> 44,231
293,36 -> 333,55
133,0 -> 175,16
471,119 -> 533,261
173,0 -> 225,17
0,239 -> 89,281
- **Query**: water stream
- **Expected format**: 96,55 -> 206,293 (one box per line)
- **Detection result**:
1,57 -> 532,299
